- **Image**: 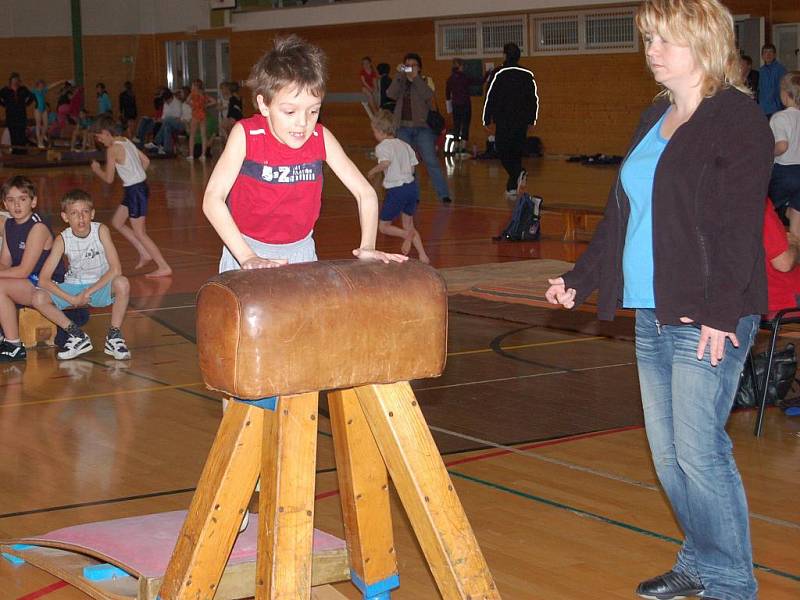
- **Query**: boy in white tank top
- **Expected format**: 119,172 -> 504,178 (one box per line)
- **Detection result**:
90,114 -> 172,278
32,190 -> 132,360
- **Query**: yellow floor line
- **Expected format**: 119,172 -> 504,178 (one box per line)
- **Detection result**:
448,335 -> 606,357
1,381 -> 207,409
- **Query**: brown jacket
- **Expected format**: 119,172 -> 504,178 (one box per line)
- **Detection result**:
562,87 -> 774,332
387,74 -> 434,128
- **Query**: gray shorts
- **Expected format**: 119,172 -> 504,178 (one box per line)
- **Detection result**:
218,231 -> 317,273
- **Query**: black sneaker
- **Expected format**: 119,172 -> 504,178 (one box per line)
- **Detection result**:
0,340 -> 26,362
442,196 -> 452,203
636,570 -> 704,600
57,332 -> 92,360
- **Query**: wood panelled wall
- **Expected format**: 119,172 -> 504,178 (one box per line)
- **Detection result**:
0,0 -> 799,154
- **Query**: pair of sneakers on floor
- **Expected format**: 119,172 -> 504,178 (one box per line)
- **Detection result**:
59,324 -> 131,361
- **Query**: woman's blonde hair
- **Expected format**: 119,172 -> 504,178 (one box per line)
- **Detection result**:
636,0 -> 748,99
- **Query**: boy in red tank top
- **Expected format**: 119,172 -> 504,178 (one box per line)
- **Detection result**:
203,35 -> 406,272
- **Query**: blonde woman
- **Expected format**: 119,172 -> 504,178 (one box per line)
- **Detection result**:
546,1 -> 772,599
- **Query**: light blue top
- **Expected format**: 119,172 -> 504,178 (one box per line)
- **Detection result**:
98,92 -> 112,115
32,87 -> 47,112
620,110 -> 669,308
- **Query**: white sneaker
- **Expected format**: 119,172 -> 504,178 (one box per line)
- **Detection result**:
144,142 -> 158,150
104,335 -> 131,360
132,137 -> 141,143
58,333 -> 92,360
505,189 -> 518,200
185,155 -> 194,161
239,509 -> 249,533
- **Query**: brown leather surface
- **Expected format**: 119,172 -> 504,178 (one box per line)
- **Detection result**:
196,260 -> 447,398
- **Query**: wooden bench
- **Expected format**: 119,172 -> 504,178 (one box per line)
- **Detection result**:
549,204 -> 605,242
19,308 -> 56,348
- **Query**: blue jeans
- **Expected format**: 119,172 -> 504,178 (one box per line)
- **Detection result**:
635,309 -> 758,600
136,117 -> 155,142
397,126 -> 450,200
155,117 -> 186,154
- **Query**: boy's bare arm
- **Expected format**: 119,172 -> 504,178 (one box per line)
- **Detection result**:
38,236 -> 80,305
367,160 -> 390,178
137,147 -> 151,170
0,224 -> 50,279
202,123 -> 283,269
91,146 -> 118,184
322,127 -> 406,264
0,236 -> 11,269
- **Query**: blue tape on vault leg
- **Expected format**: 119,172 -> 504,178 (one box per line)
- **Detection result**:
351,571 -> 400,599
235,396 -> 277,411
83,563 -> 132,581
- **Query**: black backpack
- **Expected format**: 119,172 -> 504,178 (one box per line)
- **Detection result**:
495,193 -> 542,241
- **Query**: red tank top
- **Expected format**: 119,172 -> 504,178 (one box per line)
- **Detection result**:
228,115 -> 326,244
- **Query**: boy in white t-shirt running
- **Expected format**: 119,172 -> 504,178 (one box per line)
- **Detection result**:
769,71 -> 800,238
367,109 -> 429,263
33,189 -> 132,360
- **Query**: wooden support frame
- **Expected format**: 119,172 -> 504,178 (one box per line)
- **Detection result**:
158,382 -> 498,599
328,389 -> 397,588
355,382 -> 500,600
256,392 -> 320,599
160,401 -> 263,599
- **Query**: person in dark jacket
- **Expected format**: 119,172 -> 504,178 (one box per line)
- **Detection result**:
119,81 -> 138,138
482,43 -> 538,198
446,58 -> 478,154
546,2 -> 772,600
0,73 -> 34,154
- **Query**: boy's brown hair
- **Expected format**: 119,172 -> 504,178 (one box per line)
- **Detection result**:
371,109 -> 396,136
246,34 -> 327,107
61,189 -> 94,211
1,175 -> 37,201
92,114 -> 118,134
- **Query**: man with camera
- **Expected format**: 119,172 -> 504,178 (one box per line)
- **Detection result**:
387,53 -> 451,203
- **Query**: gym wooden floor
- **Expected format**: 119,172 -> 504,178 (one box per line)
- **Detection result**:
0,151 -> 797,599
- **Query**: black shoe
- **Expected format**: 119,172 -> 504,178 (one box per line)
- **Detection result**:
635,570 -> 704,600
442,196 -> 452,203
0,340 -> 27,362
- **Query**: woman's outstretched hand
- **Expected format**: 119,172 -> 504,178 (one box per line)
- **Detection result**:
545,277 -> 576,309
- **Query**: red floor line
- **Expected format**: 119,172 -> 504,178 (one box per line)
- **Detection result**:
16,580 -> 69,600
444,424 -> 643,468
315,489 -> 340,501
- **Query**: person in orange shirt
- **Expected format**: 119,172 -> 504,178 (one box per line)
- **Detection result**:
186,79 -> 216,161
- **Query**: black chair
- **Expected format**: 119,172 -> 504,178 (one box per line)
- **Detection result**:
752,306 -> 800,436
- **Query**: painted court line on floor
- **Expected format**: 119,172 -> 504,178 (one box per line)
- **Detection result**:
449,470 -> 800,583
416,361 -> 635,391
447,335 -> 606,356
434,425 -> 800,531
15,581 -> 69,600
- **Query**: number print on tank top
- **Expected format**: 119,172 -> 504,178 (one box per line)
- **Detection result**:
258,161 -> 323,184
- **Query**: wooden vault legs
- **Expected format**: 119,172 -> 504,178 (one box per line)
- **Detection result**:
159,382 -> 499,600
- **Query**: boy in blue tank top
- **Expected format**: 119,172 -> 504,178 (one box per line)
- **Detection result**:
0,176 -> 65,362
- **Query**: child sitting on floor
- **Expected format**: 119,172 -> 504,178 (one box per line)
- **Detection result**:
33,189 -> 131,360
0,175 -> 65,362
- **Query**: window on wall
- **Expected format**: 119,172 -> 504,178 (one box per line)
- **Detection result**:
436,15 -> 527,59
531,8 -> 638,55
165,39 -> 230,94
